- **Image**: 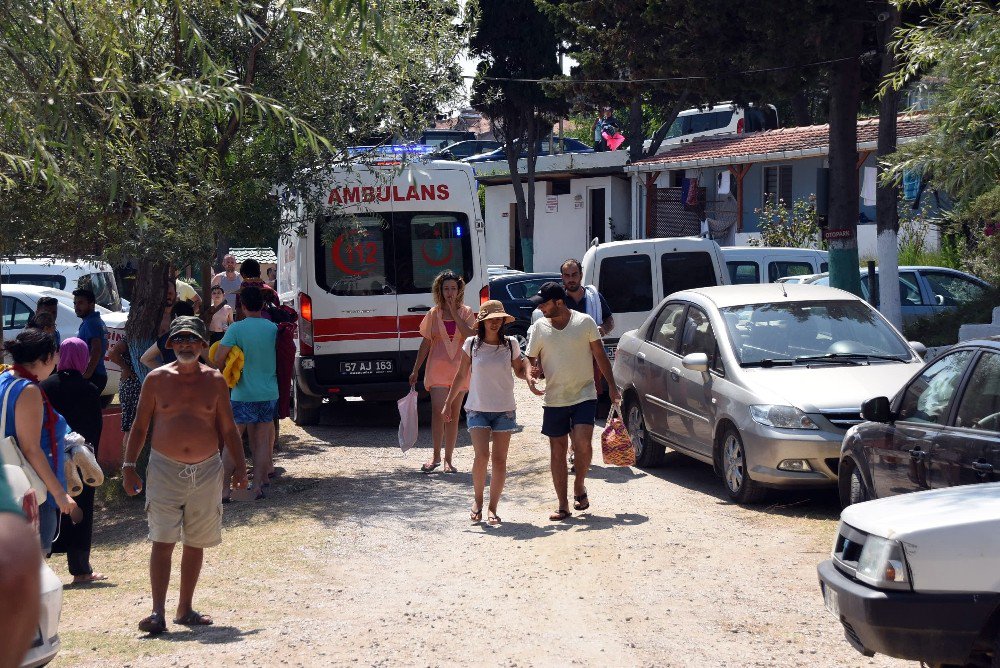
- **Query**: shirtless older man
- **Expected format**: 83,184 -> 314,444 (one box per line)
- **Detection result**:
122,316 -> 248,635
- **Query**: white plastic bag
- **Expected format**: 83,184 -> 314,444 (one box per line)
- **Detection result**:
397,389 -> 419,453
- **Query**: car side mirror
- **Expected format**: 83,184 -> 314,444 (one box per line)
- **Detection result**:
861,396 -> 893,423
908,341 -> 926,358
682,352 -> 709,373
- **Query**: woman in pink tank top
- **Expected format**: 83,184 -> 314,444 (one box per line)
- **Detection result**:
409,271 -> 476,473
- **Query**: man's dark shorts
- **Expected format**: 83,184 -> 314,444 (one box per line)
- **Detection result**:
541,400 -> 598,437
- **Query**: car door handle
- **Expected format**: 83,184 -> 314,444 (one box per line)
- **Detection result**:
407,305 -> 431,312
636,352 -> 646,364
972,460 -> 994,477
669,366 -> 681,381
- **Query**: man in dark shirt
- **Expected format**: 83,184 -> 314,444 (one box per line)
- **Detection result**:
74,288 -> 109,394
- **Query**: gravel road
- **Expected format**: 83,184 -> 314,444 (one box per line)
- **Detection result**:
54,383 -> 908,667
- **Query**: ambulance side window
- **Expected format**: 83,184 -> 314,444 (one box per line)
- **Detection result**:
315,215 -> 393,296
397,213 -> 472,294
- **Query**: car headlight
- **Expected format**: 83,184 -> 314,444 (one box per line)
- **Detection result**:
749,404 -> 819,430
856,535 -> 910,589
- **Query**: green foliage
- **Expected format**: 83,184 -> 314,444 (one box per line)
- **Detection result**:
903,286 -> 1000,346
948,185 -> 1000,285
887,1 -> 1000,202
749,196 -> 821,248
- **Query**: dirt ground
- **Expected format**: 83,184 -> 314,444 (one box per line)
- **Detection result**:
52,383 -> 909,667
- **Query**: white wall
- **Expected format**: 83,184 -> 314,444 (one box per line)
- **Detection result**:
483,175 -> 630,271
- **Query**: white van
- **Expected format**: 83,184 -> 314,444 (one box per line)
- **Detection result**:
643,103 -> 779,153
279,160 -> 488,424
722,247 -> 829,284
2,257 -> 123,311
581,237 -> 728,358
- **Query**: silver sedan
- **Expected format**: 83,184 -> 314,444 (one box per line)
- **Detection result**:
613,284 -> 925,504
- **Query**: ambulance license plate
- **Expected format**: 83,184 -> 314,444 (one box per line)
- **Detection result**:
340,360 -> 394,376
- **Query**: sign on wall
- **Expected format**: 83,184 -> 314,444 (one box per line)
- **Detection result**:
546,195 -> 558,213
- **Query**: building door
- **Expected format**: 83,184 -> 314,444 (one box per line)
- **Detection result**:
589,188 -> 606,245
508,203 -> 523,270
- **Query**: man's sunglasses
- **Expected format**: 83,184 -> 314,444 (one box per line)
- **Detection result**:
169,334 -> 203,344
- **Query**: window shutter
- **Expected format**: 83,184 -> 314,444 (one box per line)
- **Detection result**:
779,165 -> 793,208
764,166 -> 778,206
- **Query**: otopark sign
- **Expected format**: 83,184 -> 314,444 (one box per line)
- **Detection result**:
822,228 -> 855,241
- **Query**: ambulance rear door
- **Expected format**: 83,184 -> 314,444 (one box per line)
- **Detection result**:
311,168 -> 402,388
392,164 -> 479,362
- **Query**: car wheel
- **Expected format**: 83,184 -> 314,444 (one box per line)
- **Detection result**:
291,381 -> 321,426
720,426 -> 767,504
839,460 -> 871,508
507,324 -> 529,354
626,398 -> 664,468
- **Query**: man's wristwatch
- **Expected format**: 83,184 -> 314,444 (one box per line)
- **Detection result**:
121,462 -> 137,470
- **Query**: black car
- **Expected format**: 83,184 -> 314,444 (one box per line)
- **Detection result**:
428,140 -> 501,161
839,338 -> 1000,507
488,272 -> 561,351
463,138 -> 594,163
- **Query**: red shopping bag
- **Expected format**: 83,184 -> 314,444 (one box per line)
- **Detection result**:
601,404 -> 635,466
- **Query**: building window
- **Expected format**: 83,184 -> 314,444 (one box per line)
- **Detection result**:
763,165 -> 793,209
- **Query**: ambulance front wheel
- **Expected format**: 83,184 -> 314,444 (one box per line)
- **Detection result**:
292,381 -> 322,426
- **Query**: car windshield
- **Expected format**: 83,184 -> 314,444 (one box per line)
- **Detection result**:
720,299 -> 912,366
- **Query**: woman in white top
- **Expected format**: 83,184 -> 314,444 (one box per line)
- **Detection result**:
443,301 -> 530,525
208,285 -> 234,344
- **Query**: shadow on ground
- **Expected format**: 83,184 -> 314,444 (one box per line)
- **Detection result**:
140,625 -> 262,645
638,450 -> 841,520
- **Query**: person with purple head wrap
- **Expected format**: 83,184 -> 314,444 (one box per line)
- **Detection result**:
40,337 -> 107,582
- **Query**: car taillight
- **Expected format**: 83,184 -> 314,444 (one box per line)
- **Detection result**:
298,292 -> 314,356
21,489 -> 39,535
479,284 -> 489,305
737,118 -> 745,134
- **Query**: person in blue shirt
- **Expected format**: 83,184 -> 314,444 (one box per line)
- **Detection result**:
73,288 -> 109,394
213,286 -> 278,501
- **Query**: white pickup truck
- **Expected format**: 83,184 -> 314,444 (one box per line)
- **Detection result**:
817,483 -> 1000,666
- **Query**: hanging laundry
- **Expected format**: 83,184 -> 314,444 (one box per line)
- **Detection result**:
717,171 -> 731,195
903,169 -> 921,201
861,166 -> 877,206
680,178 -> 691,205
686,178 -> 699,206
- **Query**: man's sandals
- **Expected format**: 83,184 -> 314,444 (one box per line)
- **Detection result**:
549,508 -> 572,521
574,490 -> 590,511
174,610 -> 213,627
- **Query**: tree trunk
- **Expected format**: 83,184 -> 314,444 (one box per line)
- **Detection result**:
876,7 -> 903,330
522,111 -> 539,272
628,96 -> 644,162
644,89 -> 690,157
125,259 -> 169,343
826,29 -> 864,298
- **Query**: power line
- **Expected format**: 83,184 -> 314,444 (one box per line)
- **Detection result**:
463,56 -> 857,84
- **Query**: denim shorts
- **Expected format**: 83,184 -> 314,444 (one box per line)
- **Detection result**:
466,409 -> 518,433
541,400 -> 598,437
231,399 -> 277,424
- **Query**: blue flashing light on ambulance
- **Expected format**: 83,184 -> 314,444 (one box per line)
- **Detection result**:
278,158 -> 488,425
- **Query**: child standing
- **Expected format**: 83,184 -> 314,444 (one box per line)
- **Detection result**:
209,285 -> 234,344
443,301 -> 529,525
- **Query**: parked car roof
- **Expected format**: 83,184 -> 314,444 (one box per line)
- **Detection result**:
671,283 -> 860,309
463,137 -> 593,163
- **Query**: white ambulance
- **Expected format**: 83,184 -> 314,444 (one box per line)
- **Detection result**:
278,159 -> 488,425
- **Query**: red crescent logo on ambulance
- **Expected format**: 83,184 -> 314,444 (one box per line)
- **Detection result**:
421,240 -> 454,267
331,234 -> 367,276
